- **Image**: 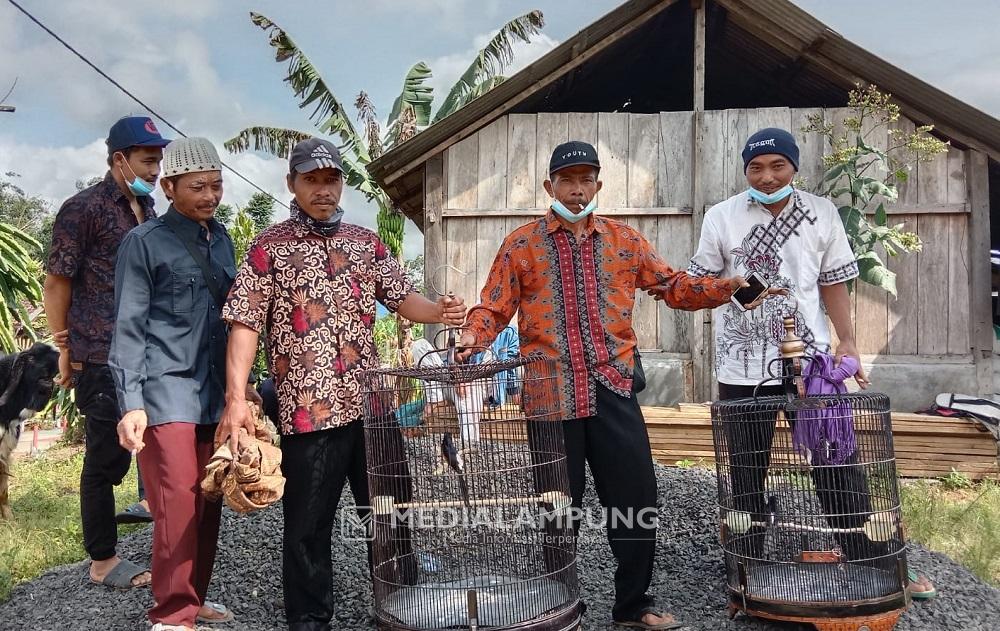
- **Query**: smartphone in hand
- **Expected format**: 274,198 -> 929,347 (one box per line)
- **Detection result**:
731,271 -> 769,310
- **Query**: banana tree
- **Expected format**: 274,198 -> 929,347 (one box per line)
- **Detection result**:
226,9 -> 545,358
0,222 -> 42,352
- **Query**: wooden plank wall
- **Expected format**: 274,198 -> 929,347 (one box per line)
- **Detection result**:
432,109 -> 974,361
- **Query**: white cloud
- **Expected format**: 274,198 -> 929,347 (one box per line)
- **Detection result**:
424,30 -> 560,112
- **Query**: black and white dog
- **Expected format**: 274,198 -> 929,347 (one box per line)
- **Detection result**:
0,342 -> 60,518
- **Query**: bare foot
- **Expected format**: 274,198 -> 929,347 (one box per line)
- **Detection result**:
90,556 -> 151,587
642,611 -> 678,628
138,499 -> 150,512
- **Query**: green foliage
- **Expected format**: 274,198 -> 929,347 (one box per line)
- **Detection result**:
214,202 -> 235,226
0,447 -> 145,601
803,84 -> 947,296
404,255 -> 425,294
902,478 -> 1000,586
940,468 -> 975,491
229,209 -> 269,380
244,192 -> 277,232
373,313 -> 423,366
0,222 -> 43,352
227,9 -> 547,261
432,10 -> 544,124
0,173 -> 50,238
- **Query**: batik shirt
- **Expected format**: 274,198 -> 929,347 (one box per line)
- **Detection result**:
687,189 -> 858,386
222,211 -> 414,434
46,172 -> 156,364
464,211 -> 734,419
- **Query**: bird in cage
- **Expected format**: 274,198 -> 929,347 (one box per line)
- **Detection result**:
765,495 -> 779,529
436,432 -> 471,508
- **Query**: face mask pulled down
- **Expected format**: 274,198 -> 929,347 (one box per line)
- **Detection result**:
747,184 -> 793,205
551,198 -> 598,223
117,153 -> 155,197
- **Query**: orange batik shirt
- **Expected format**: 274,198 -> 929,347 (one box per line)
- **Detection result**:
464,211 -> 735,419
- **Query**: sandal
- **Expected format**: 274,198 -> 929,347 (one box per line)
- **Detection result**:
115,501 -> 153,524
196,602 -> 235,623
614,608 -> 686,630
907,568 -> 938,600
90,558 -> 150,590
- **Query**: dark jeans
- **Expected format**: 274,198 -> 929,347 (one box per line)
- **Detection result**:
75,363 -> 130,561
717,383 -> 879,560
280,420 -> 414,631
534,384 -> 659,623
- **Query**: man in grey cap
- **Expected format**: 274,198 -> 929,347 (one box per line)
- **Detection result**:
114,137 -> 258,630
220,137 -> 467,630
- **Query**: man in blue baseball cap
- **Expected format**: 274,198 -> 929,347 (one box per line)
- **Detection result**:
43,116 -> 169,590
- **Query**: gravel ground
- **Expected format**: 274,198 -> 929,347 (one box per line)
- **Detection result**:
1,466 -> 997,631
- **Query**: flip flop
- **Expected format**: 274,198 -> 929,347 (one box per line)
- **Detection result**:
907,568 -> 938,600
116,501 -> 153,524
196,602 -> 235,623
90,558 -> 150,590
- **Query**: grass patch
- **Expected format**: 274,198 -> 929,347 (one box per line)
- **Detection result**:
901,476 -> 1000,587
0,445 -> 145,602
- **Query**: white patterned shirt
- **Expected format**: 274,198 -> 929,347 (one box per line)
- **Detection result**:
687,189 -> 858,386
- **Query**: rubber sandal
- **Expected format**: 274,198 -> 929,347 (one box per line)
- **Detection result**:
196,602 -> 234,623
116,501 -> 153,524
90,558 -> 150,590
907,568 -> 938,600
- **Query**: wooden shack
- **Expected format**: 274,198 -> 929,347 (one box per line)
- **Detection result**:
367,0 -> 1000,412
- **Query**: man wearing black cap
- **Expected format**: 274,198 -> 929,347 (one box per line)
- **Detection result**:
686,127 -> 936,599
459,141 -> 769,629
43,115 -> 169,589
219,138 -> 467,630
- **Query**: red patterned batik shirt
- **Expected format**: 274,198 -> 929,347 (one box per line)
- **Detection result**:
464,211 -> 735,419
223,215 -> 414,434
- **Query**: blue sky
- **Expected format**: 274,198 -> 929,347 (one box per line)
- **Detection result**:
1,0 -> 997,260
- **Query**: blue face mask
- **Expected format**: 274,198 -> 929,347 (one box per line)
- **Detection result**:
748,184 -> 793,205
551,198 -> 598,223
117,154 -> 155,197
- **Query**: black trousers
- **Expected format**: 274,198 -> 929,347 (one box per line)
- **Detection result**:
75,363 -> 130,561
717,383 -> 878,560
279,420 -> 414,631
534,384 -> 659,623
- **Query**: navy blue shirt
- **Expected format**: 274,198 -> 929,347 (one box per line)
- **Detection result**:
110,207 -> 235,426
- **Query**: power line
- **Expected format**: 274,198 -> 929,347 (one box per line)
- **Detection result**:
6,0 -> 288,209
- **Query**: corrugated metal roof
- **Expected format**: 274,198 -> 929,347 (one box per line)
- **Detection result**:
369,0 -> 1000,225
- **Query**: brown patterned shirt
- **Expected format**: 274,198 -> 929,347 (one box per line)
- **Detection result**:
222,214 -> 414,434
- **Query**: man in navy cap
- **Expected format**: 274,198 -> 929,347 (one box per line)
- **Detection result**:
43,115 -> 169,590
686,127 -> 937,600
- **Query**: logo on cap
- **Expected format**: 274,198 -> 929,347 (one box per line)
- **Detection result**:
747,138 -> 776,150
144,119 -> 159,134
309,144 -> 339,170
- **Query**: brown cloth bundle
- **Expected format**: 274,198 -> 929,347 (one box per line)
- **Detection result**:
201,404 -> 284,513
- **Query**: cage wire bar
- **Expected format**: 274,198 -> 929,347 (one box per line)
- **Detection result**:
711,315 -> 909,631
361,344 -> 583,631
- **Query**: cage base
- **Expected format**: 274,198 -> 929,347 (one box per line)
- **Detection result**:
377,574 -> 580,630
733,605 -> 905,631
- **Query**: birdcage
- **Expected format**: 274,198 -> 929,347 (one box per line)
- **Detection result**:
711,316 -> 909,631
360,336 -> 582,631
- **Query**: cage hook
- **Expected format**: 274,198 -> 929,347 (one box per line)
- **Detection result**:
429,264 -> 469,297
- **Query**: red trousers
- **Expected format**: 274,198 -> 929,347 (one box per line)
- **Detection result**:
138,422 -> 221,627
